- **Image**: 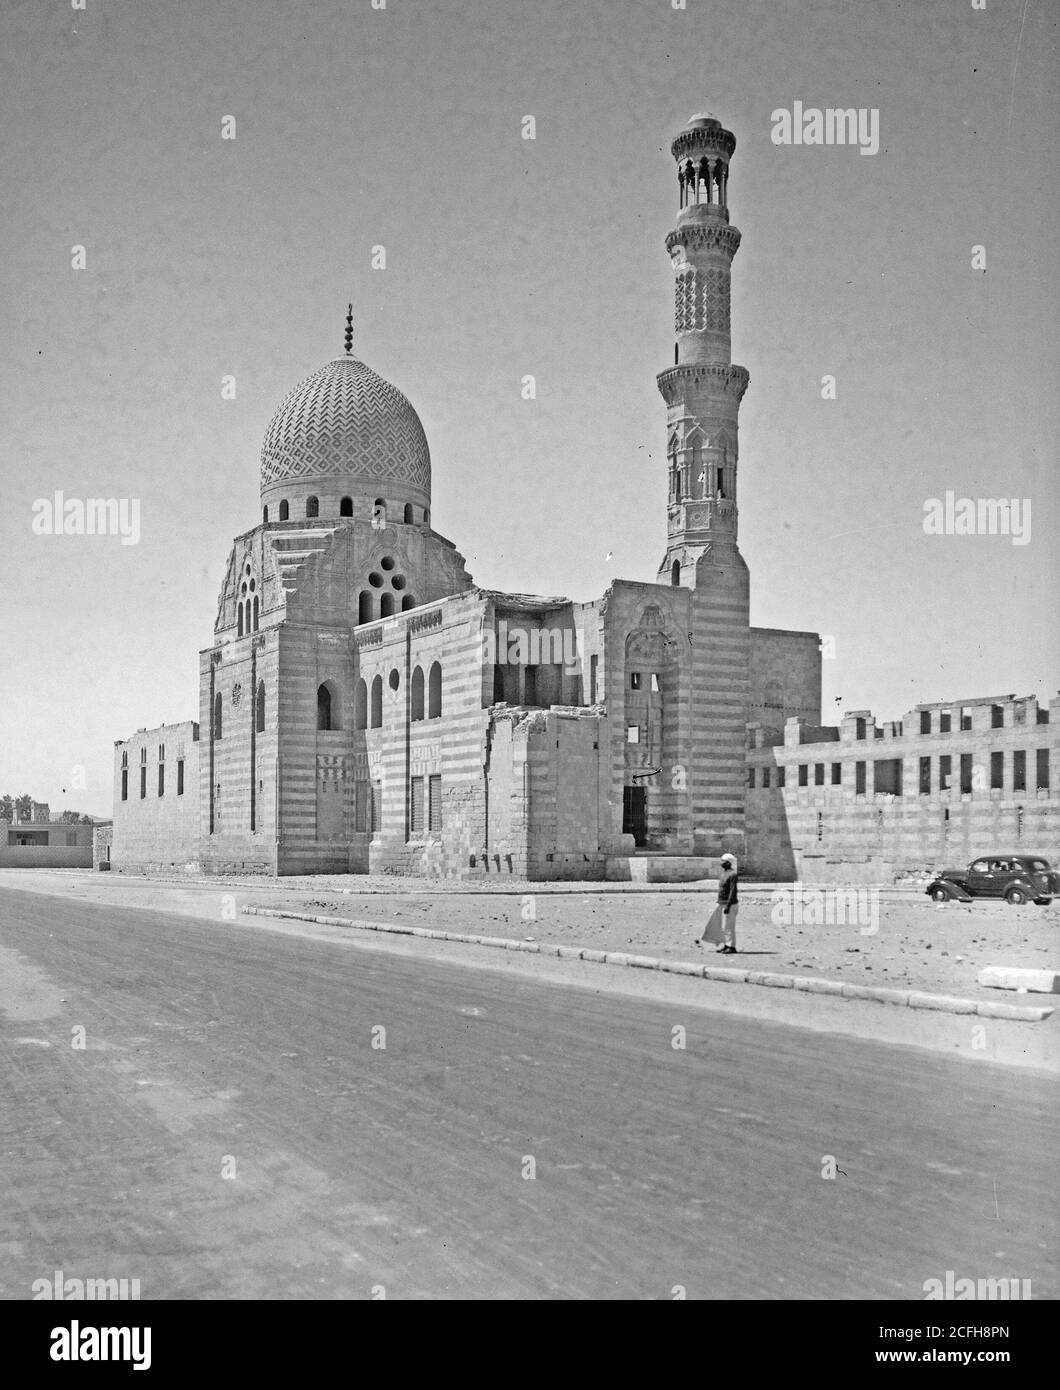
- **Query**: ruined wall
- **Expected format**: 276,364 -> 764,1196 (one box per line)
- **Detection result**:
745,694 -> 1059,882
92,822 -> 113,870
748,625 -> 821,728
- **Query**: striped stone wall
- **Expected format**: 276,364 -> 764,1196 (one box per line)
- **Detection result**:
688,551 -> 751,856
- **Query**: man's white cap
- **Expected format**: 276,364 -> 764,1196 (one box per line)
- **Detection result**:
721,853 -> 736,865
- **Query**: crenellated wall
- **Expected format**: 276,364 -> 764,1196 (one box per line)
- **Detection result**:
745,694 -> 1060,881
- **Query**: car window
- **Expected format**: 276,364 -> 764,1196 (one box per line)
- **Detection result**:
971,860 -> 989,873
1029,859 -> 1049,871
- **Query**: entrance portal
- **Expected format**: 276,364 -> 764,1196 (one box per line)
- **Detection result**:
622,785 -> 647,847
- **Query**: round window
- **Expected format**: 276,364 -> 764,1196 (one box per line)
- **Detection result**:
392,574 -> 406,590
368,572 -> 383,588
380,556 -> 395,571
388,669 -> 400,692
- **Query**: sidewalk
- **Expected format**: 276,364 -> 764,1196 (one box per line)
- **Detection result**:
251,879 -> 1059,1005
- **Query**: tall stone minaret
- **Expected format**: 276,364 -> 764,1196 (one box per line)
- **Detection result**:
656,114 -> 750,587
656,114 -> 752,862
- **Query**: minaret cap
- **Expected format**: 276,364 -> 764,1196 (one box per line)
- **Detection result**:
344,303 -> 354,356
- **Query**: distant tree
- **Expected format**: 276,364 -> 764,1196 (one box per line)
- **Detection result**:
80,814 -> 96,824
59,810 -> 81,824
0,795 -> 12,822
14,794 -> 33,821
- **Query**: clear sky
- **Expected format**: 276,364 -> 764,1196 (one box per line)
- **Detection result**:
1,0 -> 1056,816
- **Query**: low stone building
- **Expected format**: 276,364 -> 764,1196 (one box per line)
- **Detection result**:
1,819 -> 94,868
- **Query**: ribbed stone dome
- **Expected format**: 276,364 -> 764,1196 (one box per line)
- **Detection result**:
259,357 -> 431,501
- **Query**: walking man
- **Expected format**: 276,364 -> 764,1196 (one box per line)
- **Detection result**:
695,852 -> 740,952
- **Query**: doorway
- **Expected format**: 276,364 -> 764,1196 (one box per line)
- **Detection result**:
622,785 -> 647,847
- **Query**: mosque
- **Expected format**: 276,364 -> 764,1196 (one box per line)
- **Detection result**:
110,115 -> 1056,882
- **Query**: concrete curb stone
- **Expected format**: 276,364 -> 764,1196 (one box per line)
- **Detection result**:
793,977 -> 846,996
747,971 -> 794,989
238,907 -> 1053,1022
908,992 -> 977,1014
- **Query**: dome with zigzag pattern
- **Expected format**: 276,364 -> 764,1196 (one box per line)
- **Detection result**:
259,357 -> 431,515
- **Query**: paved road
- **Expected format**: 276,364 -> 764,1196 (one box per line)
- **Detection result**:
1,886 -> 1055,1299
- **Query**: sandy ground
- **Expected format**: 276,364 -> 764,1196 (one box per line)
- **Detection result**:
259,886 -> 1059,1001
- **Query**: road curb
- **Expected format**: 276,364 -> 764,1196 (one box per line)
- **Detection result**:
238,907 -> 1055,1022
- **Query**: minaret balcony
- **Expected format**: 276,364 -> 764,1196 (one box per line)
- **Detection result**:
677,202 -> 729,226
668,498 -> 738,533
657,362 -> 749,404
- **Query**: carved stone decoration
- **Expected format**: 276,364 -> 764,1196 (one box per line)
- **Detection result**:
674,267 -> 702,332
231,683 -> 242,706
700,267 -> 730,332
665,223 -> 742,259
260,357 -> 431,495
316,754 -> 347,790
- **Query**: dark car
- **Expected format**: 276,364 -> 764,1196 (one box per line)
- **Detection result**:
926,855 -> 1059,905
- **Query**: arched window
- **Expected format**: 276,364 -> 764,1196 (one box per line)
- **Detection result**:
279,499 -> 289,521
306,496 -> 319,518
411,666 -> 425,721
214,692 -> 223,740
403,503 -> 414,524
373,497 -> 386,527
370,675 -> 382,728
252,596 -> 259,631
380,592 -> 395,618
401,594 -> 415,611
358,591 -> 374,624
317,683 -> 333,731
423,508 -> 430,526
262,505 -> 269,524
428,661 -> 442,719
256,680 -> 266,733
671,559 -> 681,586
245,599 -> 252,634
237,604 -> 244,637
354,678 -> 368,730
340,496 -> 353,517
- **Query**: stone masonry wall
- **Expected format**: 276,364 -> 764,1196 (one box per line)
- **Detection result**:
745,693 -> 1059,882
111,721 -> 201,873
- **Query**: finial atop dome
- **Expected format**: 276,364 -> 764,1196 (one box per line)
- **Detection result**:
344,303 -> 354,356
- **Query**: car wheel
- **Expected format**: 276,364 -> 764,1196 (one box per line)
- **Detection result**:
1005,887 -> 1028,905
931,886 -> 950,903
